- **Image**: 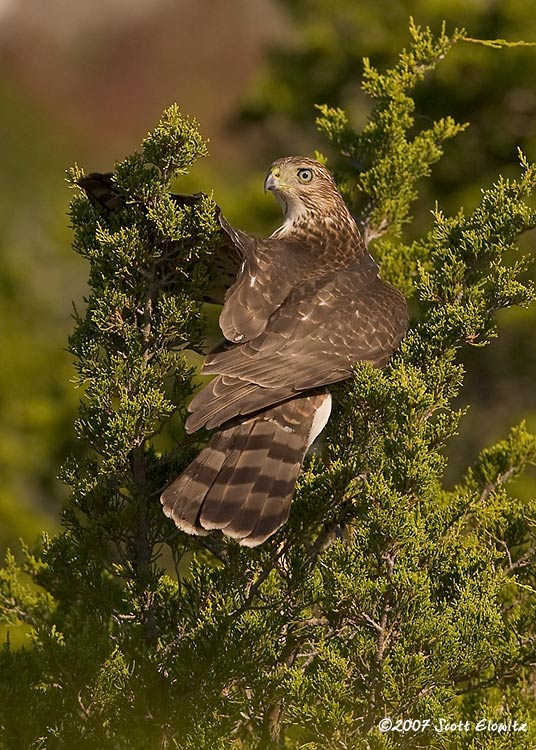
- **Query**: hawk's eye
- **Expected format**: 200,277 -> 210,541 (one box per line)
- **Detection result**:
297,168 -> 313,183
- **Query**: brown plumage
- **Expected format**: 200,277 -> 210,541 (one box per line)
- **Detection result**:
161,157 -> 409,546
162,391 -> 330,546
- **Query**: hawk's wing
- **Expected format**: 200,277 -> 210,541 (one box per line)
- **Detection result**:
217,215 -> 315,344
216,213 -> 372,345
186,262 -> 408,432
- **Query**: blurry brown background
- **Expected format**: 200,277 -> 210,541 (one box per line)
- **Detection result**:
0,0 -> 286,162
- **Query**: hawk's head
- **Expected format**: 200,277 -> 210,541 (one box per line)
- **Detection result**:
264,156 -> 346,225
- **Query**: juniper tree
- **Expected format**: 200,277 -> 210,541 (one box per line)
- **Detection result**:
1,23 -> 536,750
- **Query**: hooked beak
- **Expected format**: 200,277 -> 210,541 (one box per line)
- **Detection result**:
264,171 -> 280,193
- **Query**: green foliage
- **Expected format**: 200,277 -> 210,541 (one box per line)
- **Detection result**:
0,79 -> 84,554
316,21 -> 467,238
1,29 -> 536,750
240,0 -> 536,183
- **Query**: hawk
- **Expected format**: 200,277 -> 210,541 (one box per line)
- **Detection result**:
161,157 -> 408,546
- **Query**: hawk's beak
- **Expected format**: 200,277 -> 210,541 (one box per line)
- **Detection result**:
264,171 -> 279,193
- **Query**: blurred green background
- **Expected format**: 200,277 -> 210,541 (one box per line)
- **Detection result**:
0,0 -> 535,555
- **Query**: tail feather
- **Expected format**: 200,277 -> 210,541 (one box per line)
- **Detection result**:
199,419 -> 260,530
161,431 -> 231,535
237,425 -> 305,546
222,420 -> 303,542
161,390 -> 331,546
216,424 -> 281,539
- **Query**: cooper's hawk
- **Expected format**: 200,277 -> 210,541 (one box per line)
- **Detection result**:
161,157 -> 408,546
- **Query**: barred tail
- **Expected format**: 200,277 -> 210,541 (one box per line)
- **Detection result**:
161,391 -> 330,546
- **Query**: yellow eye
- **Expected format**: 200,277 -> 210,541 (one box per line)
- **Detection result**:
297,168 -> 313,183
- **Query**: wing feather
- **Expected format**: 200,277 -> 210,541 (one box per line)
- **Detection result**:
186,264 -> 408,432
